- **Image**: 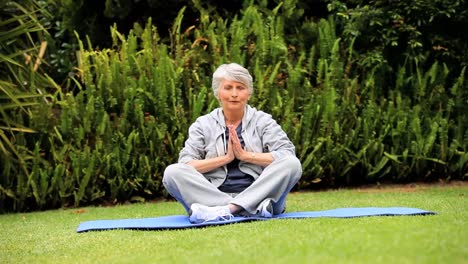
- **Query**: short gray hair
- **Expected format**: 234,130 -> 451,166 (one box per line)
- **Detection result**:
212,63 -> 253,97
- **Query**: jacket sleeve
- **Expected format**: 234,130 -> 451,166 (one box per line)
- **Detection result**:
259,113 -> 296,160
178,119 -> 206,163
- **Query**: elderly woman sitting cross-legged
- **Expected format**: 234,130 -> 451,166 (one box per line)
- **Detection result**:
163,63 -> 302,223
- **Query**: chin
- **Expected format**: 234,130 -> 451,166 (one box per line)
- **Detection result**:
224,105 -> 244,111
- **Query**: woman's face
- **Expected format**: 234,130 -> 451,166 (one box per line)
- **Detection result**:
217,79 -> 251,112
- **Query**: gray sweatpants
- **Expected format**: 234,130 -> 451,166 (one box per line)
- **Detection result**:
162,155 -> 302,215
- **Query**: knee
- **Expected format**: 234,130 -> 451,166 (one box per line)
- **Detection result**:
163,163 -> 188,186
280,156 -> 302,185
278,156 -> 302,181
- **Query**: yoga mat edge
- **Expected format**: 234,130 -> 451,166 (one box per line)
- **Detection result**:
76,207 -> 435,233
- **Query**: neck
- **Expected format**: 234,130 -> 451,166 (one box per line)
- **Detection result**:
223,110 -> 243,126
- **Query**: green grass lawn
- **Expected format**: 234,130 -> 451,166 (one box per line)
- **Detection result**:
0,183 -> 466,263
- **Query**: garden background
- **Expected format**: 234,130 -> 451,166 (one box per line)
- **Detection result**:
1,0 -> 467,213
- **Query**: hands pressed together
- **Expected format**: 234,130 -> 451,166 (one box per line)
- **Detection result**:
226,125 -> 249,162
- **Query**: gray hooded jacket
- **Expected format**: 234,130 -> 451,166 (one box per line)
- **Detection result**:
178,104 -> 296,187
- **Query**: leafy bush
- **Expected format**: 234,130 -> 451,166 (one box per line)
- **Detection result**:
0,1 -> 466,212
0,0 -> 60,211
327,0 -> 468,83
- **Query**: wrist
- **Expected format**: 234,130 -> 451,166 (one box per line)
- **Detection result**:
249,152 -> 256,162
223,153 -> 234,164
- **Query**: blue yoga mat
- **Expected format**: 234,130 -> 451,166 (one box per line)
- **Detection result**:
76,207 -> 435,233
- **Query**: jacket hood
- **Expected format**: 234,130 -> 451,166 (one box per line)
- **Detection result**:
208,105 -> 256,130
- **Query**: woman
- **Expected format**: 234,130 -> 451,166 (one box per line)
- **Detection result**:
163,63 -> 302,223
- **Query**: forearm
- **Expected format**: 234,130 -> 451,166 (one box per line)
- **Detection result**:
242,151 -> 274,167
186,155 -> 232,173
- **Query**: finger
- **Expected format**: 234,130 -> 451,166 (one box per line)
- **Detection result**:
226,137 -> 235,159
231,134 -> 242,150
230,128 -> 240,143
230,130 -> 239,146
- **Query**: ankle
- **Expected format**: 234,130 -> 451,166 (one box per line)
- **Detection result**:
228,204 -> 241,214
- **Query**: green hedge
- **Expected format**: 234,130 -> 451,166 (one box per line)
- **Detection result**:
0,4 -> 466,212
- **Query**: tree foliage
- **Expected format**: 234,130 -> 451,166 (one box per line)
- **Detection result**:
327,0 -> 468,78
